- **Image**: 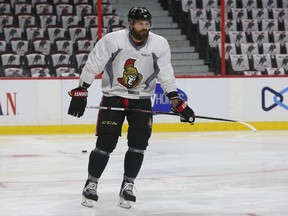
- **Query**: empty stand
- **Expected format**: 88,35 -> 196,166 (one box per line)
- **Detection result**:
201,0 -> 218,10
1,0 -> 287,77
55,3 -> 74,21
34,2 -> 53,15
75,38 -> 95,52
265,67 -> 286,75
0,40 -> 7,52
3,25 -> 22,43
274,53 -> 288,73
24,51 -> 46,67
38,14 -> 57,29
102,14 -> 120,28
252,54 -> 273,72
262,42 -> 281,57
0,3 -> 11,14
272,8 -> 288,22
189,8 -> 207,25
10,38 -> 29,56
273,31 -> 288,49
180,0 -> 197,13
55,64 -> 78,77
49,51 -> 72,76
243,70 -> 262,75
73,50 -> 89,74
197,19 -> 217,58
261,19 -> 279,33
89,26 -> 107,41
240,43 -> 259,59
46,26 -> 66,43
1,0 -> 115,76
251,8 -> 269,27
207,31 -> 221,73
67,26 -> 86,42
251,31 -> 269,53
261,0 -> 278,11
29,65 -> 51,77
240,0 -> 257,12
32,38 -> 51,55
231,8 -> 249,24
83,14 -> 98,27
216,43 -> 237,74
242,19 -> 259,34
75,3 -> 92,18
225,20 -> 238,34
228,54 -> 250,75
3,65 -> 24,77
228,31 -> 247,53
25,25 -> 45,41
0,51 -> 23,77
61,14 -> 79,29
17,13 -> 36,31
14,3 -> 32,15
54,38 -> 74,55
164,0 -> 288,75
187,8 -> 207,46
225,0 -> 237,11
0,51 -> 21,67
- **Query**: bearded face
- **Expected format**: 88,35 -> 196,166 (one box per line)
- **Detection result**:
130,20 -> 151,41
130,27 -> 149,41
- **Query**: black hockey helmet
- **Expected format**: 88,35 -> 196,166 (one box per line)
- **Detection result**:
127,6 -> 152,23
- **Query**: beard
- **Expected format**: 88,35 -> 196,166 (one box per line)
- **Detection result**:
131,28 -> 149,41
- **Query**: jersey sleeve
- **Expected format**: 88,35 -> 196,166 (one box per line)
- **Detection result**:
79,36 -> 113,85
156,38 -> 178,95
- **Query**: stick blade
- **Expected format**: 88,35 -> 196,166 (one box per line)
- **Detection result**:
238,121 -> 257,132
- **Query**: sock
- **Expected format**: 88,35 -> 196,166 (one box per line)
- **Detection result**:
124,150 -> 144,179
88,150 -> 109,179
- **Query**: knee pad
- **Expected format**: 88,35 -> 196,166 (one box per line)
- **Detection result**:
96,134 -> 119,153
128,147 -> 145,155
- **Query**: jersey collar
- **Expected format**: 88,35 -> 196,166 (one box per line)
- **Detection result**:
128,31 -> 148,50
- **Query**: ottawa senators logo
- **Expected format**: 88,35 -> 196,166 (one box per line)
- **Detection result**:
117,59 -> 143,89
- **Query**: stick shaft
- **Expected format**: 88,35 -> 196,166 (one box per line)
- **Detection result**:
87,106 -> 233,121
87,106 -> 236,122
89,106 -> 176,116
86,106 -> 257,132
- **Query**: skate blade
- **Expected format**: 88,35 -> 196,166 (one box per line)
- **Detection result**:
81,197 -> 94,208
118,197 -> 132,209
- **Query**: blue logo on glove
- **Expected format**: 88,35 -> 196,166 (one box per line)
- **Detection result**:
152,83 -> 188,112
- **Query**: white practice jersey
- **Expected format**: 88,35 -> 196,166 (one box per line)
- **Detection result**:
80,29 -> 177,99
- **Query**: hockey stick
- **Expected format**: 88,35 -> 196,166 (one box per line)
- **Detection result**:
86,106 -> 257,132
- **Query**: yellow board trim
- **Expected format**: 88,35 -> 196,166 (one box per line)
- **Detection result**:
0,122 -> 287,135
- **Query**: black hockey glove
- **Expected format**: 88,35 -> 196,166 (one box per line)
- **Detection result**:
68,87 -> 88,118
171,99 -> 195,125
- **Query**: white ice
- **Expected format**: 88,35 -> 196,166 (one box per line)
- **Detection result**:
0,131 -> 288,216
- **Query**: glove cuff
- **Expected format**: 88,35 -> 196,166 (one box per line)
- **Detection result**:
70,88 -> 88,97
166,91 -> 179,100
79,80 -> 91,89
175,99 -> 188,113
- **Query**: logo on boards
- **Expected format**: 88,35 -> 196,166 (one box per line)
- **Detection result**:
261,86 -> 288,111
152,83 -> 188,113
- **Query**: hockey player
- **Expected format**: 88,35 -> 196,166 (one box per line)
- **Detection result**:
68,6 -> 195,209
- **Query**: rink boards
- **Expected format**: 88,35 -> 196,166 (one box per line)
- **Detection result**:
0,77 -> 287,134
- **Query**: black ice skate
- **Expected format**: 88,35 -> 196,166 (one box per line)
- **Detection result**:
118,181 -> 136,209
81,180 -> 98,208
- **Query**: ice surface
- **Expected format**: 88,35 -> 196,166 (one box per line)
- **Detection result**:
1,131 -> 288,216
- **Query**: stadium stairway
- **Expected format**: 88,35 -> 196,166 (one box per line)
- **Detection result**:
110,0 -> 213,76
